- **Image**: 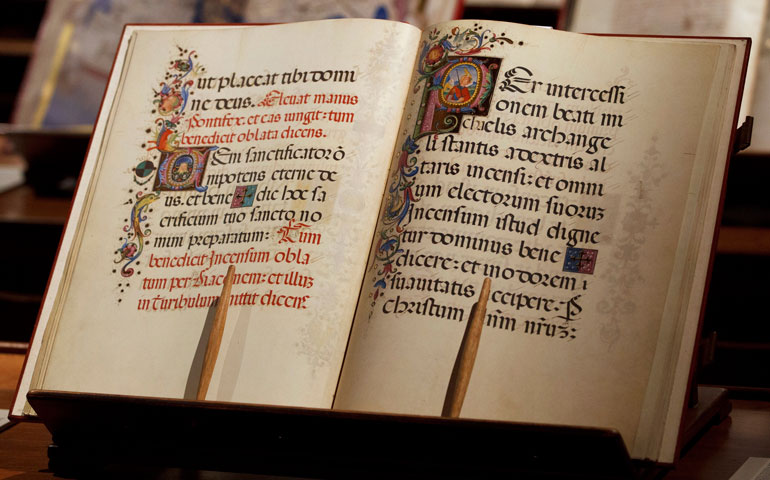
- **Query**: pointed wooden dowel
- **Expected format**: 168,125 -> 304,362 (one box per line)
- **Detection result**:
197,265 -> 236,401
442,277 -> 491,418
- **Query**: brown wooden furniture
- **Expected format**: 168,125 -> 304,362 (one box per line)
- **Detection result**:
0,186 -> 70,351
28,390 -> 638,479
1,353 -> 769,479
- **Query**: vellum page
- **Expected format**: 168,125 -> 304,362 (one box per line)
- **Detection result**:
629,37 -> 743,462
335,20 -> 726,454
32,20 -> 420,408
569,0 -> 765,122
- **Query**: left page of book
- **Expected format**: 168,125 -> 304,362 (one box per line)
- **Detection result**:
14,19 -> 421,415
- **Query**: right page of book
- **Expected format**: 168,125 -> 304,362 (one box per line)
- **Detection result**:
335,20 -> 742,462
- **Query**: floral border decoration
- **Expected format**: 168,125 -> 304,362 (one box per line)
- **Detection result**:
114,47 -> 205,283
371,25 -> 514,303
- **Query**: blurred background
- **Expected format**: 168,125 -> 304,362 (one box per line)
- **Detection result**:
0,0 -> 767,398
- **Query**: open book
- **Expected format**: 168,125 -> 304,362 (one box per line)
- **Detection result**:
11,19 -> 748,464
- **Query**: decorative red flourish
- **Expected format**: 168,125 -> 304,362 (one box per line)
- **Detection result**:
277,219 -> 311,244
258,90 -> 283,107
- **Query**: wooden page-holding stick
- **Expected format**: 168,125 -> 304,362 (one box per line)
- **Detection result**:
197,265 -> 236,401
442,277 -> 491,418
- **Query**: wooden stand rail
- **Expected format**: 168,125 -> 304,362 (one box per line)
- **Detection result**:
28,390 -> 639,479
